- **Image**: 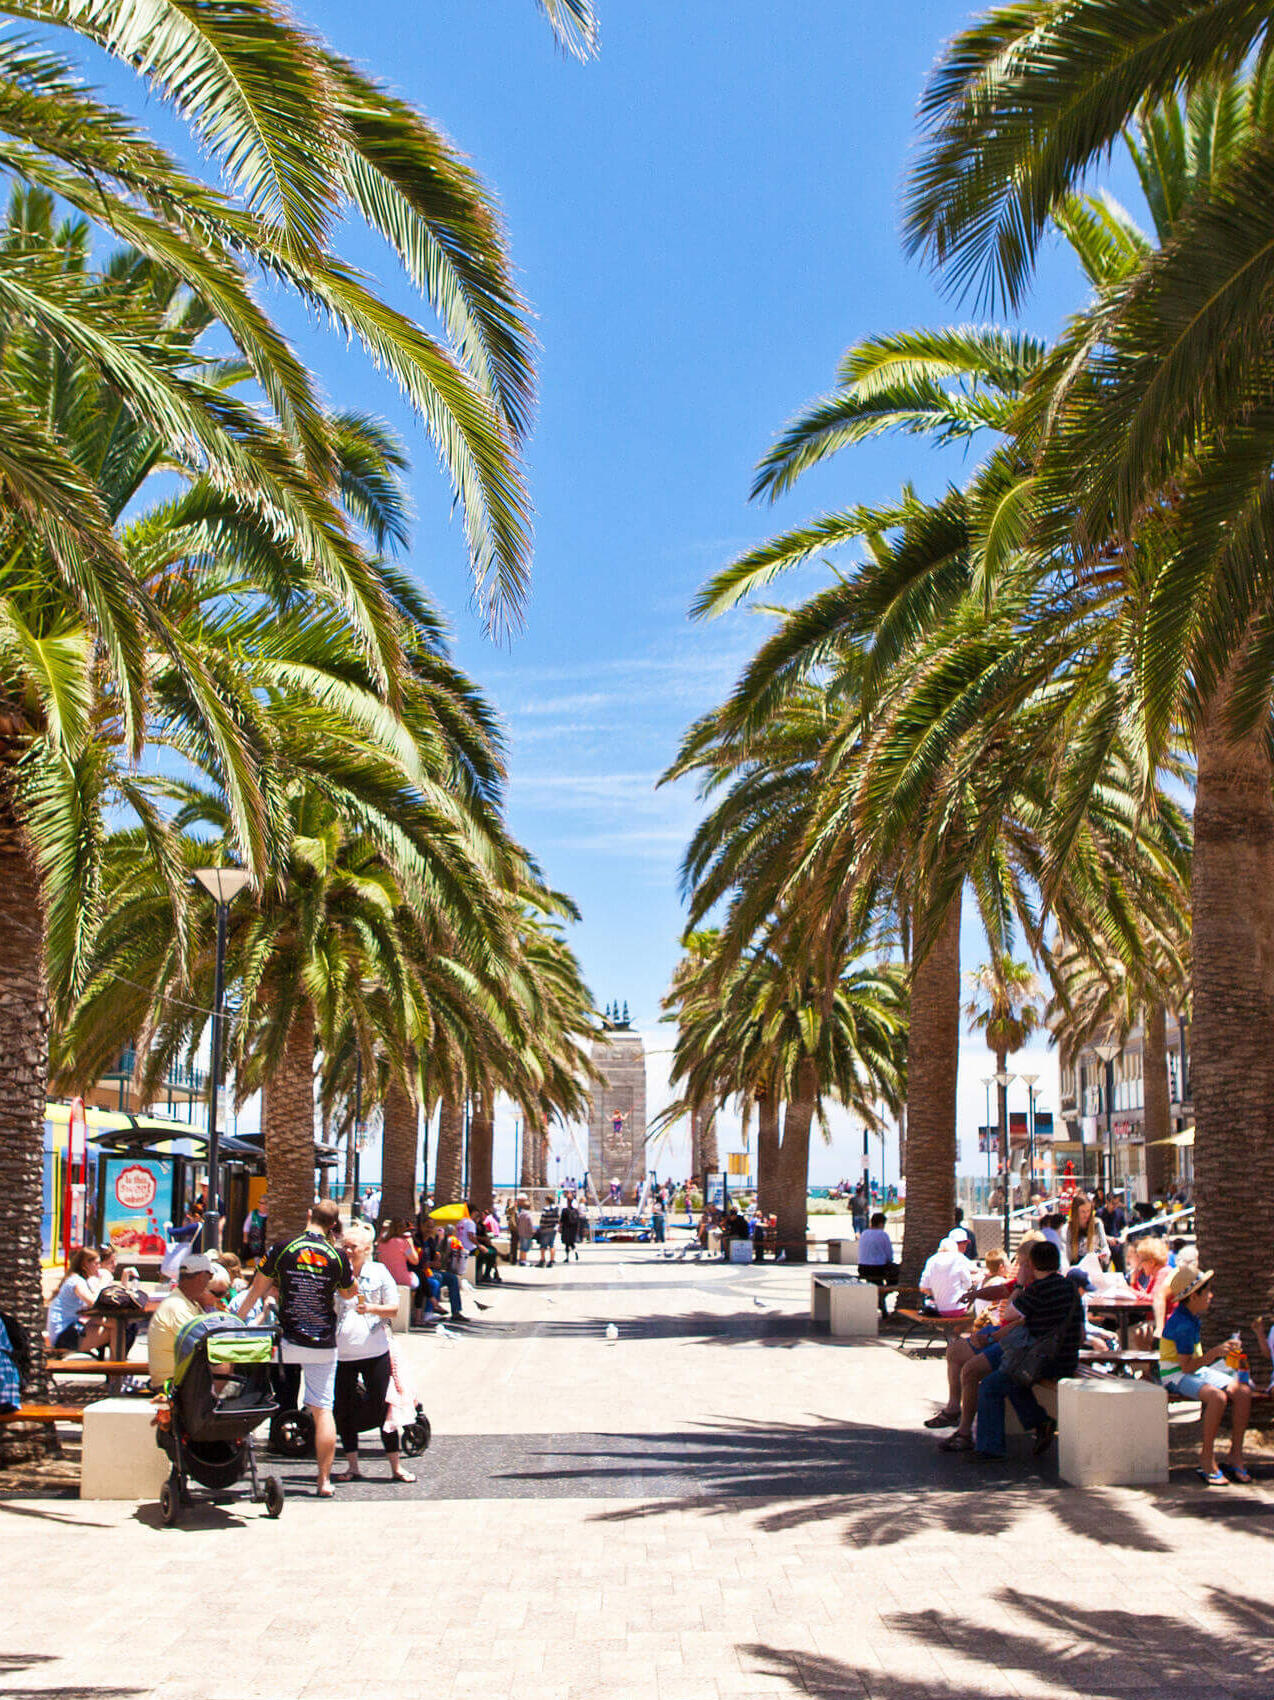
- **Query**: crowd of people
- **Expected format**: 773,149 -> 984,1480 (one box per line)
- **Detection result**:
908,1189 -> 1263,1484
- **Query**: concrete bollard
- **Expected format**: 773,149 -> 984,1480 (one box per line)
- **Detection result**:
81,1398 -> 170,1500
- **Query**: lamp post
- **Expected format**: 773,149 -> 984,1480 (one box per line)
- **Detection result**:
993,1069 -> 1015,1250
1020,1072 -> 1039,1198
1094,1041 -> 1121,1201
981,1076 -> 995,1192
193,867 -> 251,1251
352,1051 -> 363,1209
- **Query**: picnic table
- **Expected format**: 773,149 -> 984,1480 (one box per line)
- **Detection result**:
1083,1291 -> 1154,1350
79,1296 -> 159,1362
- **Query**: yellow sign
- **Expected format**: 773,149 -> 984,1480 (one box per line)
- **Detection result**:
727,1153 -> 749,1176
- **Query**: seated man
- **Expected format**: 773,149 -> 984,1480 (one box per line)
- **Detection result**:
919,1236 -> 977,1318
950,1208 -> 978,1258
856,1213 -> 899,1313
148,1253 -> 217,1387
970,1240 -> 1083,1458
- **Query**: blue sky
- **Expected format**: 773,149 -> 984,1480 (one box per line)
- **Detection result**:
97,4 -> 1143,1180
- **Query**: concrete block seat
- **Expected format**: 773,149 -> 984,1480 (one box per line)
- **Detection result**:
1004,1376 -> 1169,1487
81,1397 -> 170,1500
826,1237 -> 859,1265
810,1272 -> 879,1335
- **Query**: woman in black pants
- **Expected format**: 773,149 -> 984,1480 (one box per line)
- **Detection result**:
333,1223 -> 415,1483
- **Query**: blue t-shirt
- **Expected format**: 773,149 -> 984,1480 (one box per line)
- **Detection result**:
1159,1303 -> 1202,1380
857,1228 -> 895,1267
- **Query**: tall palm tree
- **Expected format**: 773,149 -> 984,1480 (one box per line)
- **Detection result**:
963,957 -> 1042,1193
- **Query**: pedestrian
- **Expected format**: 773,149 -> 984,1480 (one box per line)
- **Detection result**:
652,1190 -> 666,1244
538,1196 -> 560,1267
239,1199 -> 356,1498
516,1198 -> 535,1266
334,1223 -> 415,1484
560,1195 -> 582,1262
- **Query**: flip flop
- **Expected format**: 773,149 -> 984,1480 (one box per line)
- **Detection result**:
1195,1466 -> 1227,1486
391,1468 -> 417,1484
317,1482 -> 336,1498
1226,1463 -> 1253,1485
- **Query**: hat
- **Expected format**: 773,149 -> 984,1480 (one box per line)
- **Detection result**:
1168,1263 -> 1214,1302
178,1252 -> 214,1278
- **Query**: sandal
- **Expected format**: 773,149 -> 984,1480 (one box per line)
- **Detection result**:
937,1431 -> 974,1452
1196,1466 -> 1227,1486
390,1467 -> 417,1484
923,1410 -> 960,1429
1226,1463 -> 1253,1485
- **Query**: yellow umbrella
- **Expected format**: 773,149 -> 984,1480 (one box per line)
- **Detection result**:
430,1202 -> 468,1221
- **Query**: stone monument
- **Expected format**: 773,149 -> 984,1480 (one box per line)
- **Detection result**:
588,1003 -> 647,1202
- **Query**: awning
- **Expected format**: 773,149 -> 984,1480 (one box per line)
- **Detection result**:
1148,1126 -> 1194,1148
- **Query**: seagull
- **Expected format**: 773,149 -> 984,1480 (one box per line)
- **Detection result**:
605,1323 -> 619,1343
753,1296 -> 767,1308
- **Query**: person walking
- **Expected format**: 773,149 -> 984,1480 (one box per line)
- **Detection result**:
560,1196 -> 581,1262
240,1199 -> 356,1498
516,1198 -> 535,1267
537,1197 -> 560,1268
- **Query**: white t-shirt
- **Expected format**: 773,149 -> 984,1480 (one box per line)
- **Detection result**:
456,1217 -> 477,1253
336,1260 -> 397,1362
1041,1226 -> 1070,1271
919,1248 -> 976,1312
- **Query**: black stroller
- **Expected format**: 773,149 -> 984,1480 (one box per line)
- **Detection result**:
157,1313 -> 284,1524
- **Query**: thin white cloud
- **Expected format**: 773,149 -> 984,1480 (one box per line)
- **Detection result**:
508,691 -> 616,716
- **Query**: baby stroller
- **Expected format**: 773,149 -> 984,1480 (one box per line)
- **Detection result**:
267,1342 -> 430,1460
156,1313 -> 284,1524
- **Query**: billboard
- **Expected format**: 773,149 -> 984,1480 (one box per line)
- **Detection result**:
101,1157 -> 173,1258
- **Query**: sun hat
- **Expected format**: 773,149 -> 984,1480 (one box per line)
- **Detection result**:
1168,1263 -> 1214,1302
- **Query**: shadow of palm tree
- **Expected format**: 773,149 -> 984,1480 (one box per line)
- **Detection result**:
741,1584 -> 1274,1698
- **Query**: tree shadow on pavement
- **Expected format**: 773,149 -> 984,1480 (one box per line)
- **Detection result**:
498,1313 -> 809,1344
742,1584 -> 1274,1698
0,1654 -> 142,1700
570,1412 -> 1171,1550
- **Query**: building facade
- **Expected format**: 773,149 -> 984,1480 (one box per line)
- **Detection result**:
1057,1015 -> 1192,1197
587,1014 -> 647,1202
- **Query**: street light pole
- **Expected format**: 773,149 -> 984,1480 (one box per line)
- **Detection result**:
193,867 -> 251,1252
1021,1072 -> 1039,1199
1094,1041 -> 1121,1201
981,1076 -> 994,1192
353,1050 -> 363,1209
993,1069 -> 1016,1252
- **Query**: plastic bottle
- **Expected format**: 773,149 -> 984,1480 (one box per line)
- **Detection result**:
1225,1338 -> 1242,1372
1239,1351 -> 1252,1387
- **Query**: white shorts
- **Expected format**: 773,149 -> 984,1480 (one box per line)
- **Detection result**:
281,1341 -> 338,1411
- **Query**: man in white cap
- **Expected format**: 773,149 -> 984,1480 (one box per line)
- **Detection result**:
148,1254 -> 217,1387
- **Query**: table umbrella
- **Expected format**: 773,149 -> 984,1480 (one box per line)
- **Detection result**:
429,1202 -> 468,1221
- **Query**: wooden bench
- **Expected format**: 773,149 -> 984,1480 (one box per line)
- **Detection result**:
0,1405 -> 86,1427
48,1359 -> 138,1377
894,1306 -> 970,1358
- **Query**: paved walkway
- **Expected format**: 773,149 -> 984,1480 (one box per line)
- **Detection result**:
2,1241 -> 1273,1699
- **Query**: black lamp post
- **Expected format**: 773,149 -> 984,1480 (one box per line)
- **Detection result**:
994,1068 -> 1015,1250
1094,1040 -> 1121,1199
193,867 -> 250,1251
1021,1072 -> 1039,1197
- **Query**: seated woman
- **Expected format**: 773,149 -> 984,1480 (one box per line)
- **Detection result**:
925,1245 -> 1015,1429
1128,1237 -> 1175,1349
377,1219 -> 420,1294
46,1247 -> 110,1354
1065,1191 -> 1111,1274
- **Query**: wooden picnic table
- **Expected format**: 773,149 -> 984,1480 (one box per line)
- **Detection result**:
79,1297 -> 159,1362
1083,1291 -> 1154,1350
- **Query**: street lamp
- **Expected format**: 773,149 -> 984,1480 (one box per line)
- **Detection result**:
1094,1041 -> 1121,1202
993,1069 -> 1015,1250
193,867 -> 251,1250
1020,1072 -> 1039,1198
981,1076 -> 995,1190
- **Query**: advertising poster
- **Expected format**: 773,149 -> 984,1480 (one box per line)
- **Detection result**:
101,1157 -> 173,1257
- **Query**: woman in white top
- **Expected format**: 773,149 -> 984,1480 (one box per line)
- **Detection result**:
333,1223 -> 415,1483
1065,1192 -> 1112,1270
46,1247 -> 110,1352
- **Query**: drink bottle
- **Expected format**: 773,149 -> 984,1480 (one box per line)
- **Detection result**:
1238,1351 -> 1251,1387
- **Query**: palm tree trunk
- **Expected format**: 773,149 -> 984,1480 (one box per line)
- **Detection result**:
519,1120 -> 536,1191
773,1058 -> 817,1263
343,1110 -> 357,1205
692,1100 -> 719,1181
755,1090 -> 781,1218
536,1127 -> 550,1190
262,1003 -> 316,1241
434,1097 -> 464,1206
1142,1002 -> 1172,1201
318,1100 -> 332,1199
1192,686 -> 1274,1339
468,1088 -> 494,1216
0,781 -> 49,1399
899,898 -> 961,1286
380,1077 -> 418,1222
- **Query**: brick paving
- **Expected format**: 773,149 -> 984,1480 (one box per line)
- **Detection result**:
2,1240 -> 1273,1699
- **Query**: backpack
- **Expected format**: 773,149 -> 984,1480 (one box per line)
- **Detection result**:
93,1282 -> 147,1312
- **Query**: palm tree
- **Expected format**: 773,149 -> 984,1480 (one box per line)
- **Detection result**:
963,958 -> 1042,1196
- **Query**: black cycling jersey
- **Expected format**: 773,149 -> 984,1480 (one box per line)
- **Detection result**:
260,1231 -> 353,1349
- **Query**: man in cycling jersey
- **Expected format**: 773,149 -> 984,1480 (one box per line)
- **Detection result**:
240,1198 -> 355,1498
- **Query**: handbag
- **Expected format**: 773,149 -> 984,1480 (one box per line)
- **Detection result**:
93,1281 -> 147,1312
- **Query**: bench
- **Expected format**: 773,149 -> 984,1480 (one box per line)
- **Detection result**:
894,1307 -> 972,1359
81,1397 -> 169,1500
0,1405 -> 86,1427
826,1238 -> 859,1265
48,1359 -> 139,1377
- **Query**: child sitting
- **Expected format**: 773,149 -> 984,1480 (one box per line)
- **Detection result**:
1159,1265 -> 1253,1485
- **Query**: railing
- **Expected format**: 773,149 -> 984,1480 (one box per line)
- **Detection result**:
103,1048 -> 206,1094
